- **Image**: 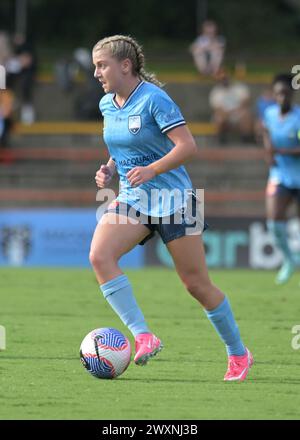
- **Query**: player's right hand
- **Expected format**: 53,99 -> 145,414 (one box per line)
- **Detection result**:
95,165 -> 113,188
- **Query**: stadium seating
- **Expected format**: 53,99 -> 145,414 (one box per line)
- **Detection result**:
0,77 -> 276,216
0,122 -> 267,216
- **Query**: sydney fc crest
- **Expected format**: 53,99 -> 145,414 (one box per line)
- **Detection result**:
128,115 -> 141,134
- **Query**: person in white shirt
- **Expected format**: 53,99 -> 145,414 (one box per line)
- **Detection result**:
209,69 -> 254,143
190,20 -> 225,76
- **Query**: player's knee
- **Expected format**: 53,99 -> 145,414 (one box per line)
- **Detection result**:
89,250 -> 101,268
89,248 -> 115,271
181,272 -> 213,303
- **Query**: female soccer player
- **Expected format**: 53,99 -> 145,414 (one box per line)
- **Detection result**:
263,74 -> 300,284
90,35 -> 253,381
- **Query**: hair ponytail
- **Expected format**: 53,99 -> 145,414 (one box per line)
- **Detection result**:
93,35 -> 164,88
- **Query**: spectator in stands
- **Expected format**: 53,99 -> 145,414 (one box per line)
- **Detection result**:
0,31 -> 12,66
73,47 -> 105,120
0,32 -> 14,157
54,47 -> 105,120
0,86 -> 14,164
254,86 -> 276,143
209,68 -> 254,144
0,87 -> 14,149
189,20 -> 225,76
7,33 -> 37,124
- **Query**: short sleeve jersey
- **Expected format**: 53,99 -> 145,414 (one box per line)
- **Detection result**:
99,81 -> 193,216
264,104 -> 300,188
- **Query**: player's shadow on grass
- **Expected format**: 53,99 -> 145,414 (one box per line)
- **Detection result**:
120,376 -> 300,385
255,360 -> 300,367
247,377 -> 300,385
0,355 -> 78,361
149,358 -> 220,364
118,378 -> 213,383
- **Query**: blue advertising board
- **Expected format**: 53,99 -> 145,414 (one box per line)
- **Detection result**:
145,217 -> 300,269
0,209 -> 144,268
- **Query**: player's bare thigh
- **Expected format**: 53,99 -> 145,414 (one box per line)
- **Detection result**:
166,234 -> 224,310
89,212 -> 150,284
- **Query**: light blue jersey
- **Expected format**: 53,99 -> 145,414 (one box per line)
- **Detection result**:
99,81 -> 193,217
264,104 -> 300,188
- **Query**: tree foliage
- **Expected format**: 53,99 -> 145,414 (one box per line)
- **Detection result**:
0,0 -> 299,54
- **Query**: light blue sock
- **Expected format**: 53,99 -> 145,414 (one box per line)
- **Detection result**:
267,220 -> 294,263
100,274 -> 150,337
205,297 -> 246,356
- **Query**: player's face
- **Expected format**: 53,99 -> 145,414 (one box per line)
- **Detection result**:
93,49 -> 127,93
273,82 -> 293,109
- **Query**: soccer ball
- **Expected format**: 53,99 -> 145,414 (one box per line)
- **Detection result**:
80,328 -> 131,379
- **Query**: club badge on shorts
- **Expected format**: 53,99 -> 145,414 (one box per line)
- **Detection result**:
128,115 -> 141,134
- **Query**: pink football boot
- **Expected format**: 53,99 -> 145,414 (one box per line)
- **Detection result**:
224,348 -> 254,382
134,333 -> 163,366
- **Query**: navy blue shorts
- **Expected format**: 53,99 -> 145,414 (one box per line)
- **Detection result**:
104,191 -> 208,245
277,184 -> 300,203
267,181 -> 300,203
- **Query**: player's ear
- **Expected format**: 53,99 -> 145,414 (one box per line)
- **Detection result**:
121,58 -> 132,75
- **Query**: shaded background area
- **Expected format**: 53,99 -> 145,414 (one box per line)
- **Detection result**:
2,0 -> 300,63
0,0 -> 300,269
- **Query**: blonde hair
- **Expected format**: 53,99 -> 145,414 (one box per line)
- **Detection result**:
93,35 -> 163,88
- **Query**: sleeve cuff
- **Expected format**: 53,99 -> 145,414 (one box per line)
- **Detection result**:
161,120 -> 186,134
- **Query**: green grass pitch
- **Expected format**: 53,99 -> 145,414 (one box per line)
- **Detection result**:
1,267 -> 300,420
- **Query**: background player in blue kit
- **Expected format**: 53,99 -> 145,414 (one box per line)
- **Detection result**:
263,74 -> 300,285
90,34 -> 253,381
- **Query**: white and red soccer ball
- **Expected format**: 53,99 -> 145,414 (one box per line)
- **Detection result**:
80,328 -> 131,379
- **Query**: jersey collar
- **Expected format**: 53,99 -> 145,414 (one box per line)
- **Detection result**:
112,80 -> 145,110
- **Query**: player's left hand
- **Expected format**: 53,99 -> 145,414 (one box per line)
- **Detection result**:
126,166 -> 156,187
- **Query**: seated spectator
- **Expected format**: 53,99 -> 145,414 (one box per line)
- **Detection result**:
189,20 -> 225,76
209,69 -> 254,143
0,31 -> 14,159
0,87 -> 14,162
73,48 -> 105,120
6,33 -> 37,124
0,31 -> 12,66
54,47 -> 105,120
254,86 -> 276,143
